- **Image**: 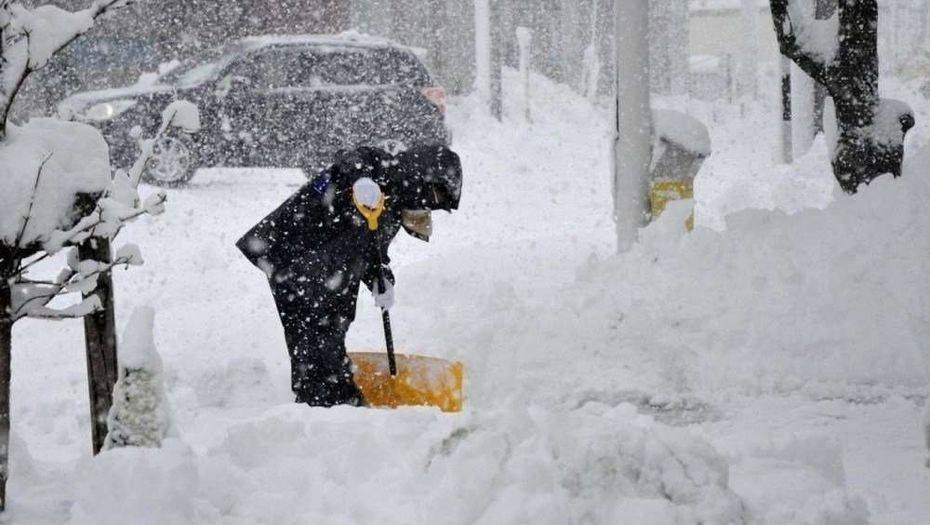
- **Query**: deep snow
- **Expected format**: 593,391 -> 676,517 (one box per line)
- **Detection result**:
5,70 -> 929,523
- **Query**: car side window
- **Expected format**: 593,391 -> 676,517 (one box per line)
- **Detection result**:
217,45 -> 433,91
299,48 -> 431,87
224,49 -> 304,92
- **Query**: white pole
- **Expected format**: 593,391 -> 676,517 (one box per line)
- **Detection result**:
582,0 -> 601,100
790,62 -> 815,158
739,0 -> 759,99
668,0 -> 689,96
613,0 -> 652,253
517,27 -> 533,123
474,0 -> 490,105
790,0 -> 815,158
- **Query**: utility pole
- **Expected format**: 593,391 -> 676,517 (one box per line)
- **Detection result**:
813,0 -> 837,133
489,0 -> 503,120
474,0 -> 502,119
613,0 -> 652,252
780,56 -> 792,163
789,0 -> 815,158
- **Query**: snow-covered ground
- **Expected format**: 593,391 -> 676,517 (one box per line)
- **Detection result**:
6,71 -> 930,523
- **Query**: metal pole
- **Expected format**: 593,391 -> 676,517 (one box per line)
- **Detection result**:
613,0 -> 653,253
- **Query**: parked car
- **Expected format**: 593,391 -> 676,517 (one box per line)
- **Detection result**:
59,33 -> 450,186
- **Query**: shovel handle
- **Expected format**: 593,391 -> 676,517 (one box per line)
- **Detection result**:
375,232 -> 398,376
381,308 -> 397,376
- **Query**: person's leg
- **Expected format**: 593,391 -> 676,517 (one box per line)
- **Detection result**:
291,323 -> 365,407
279,281 -> 365,407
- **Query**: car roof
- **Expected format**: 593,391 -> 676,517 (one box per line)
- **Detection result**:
236,31 -> 426,58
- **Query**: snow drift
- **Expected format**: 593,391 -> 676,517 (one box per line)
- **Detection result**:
64,402 -> 748,525
579,161 -> 930,395
5,70 -> 924,524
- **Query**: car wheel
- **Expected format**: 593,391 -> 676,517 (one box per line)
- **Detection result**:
142,134 -> 197,187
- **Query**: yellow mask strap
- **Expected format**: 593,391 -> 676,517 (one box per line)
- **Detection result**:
352,190 -> 386,231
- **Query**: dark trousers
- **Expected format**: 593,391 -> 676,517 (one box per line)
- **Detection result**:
270,266 -> 366,407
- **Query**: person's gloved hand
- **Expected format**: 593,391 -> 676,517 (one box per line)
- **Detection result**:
372,278 -> 394,310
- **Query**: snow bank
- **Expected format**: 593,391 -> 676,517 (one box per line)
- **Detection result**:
68,402 -> 745,524
0,119 -> 110,248
584,159 -> 930,394
729,433 -> 869,524
8,66 -> 926,523
70,440 -> 210,524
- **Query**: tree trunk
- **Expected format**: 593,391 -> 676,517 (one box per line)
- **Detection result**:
78,239 -> 118,455
0,272 -> 12,511
770,0 -> 913,192
827,0 -> 882,192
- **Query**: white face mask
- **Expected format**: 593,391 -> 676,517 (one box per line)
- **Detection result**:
401,209 -> 432,242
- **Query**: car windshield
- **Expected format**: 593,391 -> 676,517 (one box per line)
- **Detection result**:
160,44 -> 242,88
234,45 -> 432,90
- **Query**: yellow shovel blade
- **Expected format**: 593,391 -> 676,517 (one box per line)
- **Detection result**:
348,352 -> 464,413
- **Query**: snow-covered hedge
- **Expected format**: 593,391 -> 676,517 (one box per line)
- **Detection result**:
104,307 -> 171,449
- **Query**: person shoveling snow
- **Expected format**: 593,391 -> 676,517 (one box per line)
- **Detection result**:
236,145 -> 462,408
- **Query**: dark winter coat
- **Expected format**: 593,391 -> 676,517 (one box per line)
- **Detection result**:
236,145 -> 461,407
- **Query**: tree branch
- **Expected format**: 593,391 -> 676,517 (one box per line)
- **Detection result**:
770,0 -> 829,84
836,0 -> 878,70
10,253 -> 133,321
36,0 -> 135,69
11,193 -> 162,280
1,0 -> 135,132
10,152 -> 53,256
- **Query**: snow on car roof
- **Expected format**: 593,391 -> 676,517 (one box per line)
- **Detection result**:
237,31 -> 427,57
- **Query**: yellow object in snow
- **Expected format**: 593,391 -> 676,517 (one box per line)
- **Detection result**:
650,179 -> 695,230
349,352 -> 464,413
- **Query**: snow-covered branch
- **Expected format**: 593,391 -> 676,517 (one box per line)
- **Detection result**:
0,97 -> 190,326
0,0 -> 134,133
10,243 -> 142,321
769,0 -> 838,84
10,152 -> 52,251
10,188 -> 164,281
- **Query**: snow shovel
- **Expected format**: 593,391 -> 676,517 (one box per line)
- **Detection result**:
348,185 -> 465,413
